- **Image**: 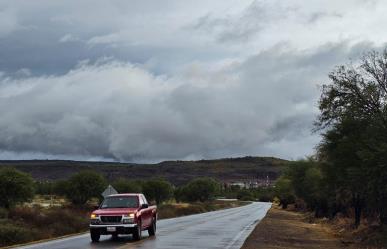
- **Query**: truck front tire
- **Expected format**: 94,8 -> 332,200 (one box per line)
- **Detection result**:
148,218 -> 156,236
133,220 -> 142,241
90,230 -> 100,242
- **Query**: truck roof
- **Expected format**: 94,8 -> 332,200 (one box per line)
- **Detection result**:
107,193 -> 142,197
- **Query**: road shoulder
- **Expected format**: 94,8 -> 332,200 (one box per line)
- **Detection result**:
241,206 -> 345,249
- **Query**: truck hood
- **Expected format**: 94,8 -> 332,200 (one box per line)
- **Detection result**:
93,208 -> 138,215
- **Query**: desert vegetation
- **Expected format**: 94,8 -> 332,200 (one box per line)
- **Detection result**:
274,49 -> 387,248
0,168 -> 262,247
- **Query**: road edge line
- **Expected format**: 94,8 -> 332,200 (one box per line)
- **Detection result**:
2,231 -> 88,249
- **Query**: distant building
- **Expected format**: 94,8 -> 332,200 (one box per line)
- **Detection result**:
225,175 -> 274,189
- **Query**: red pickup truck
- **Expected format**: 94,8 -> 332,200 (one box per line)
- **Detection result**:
89,193 -> 157,242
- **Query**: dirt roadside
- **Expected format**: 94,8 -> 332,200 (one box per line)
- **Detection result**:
241,206 -> 346,249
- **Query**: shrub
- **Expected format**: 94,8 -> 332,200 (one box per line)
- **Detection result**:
237,189 -> 255,201
0,168 -> 35,209
157,203 -> 206,219
0,223 -> 37,247
112,178 -> 142,193
65,171 -> 107,205
0,208 -> 8,219
44,208 -> 88,236
52,180 -> 70,196
142,179 -> 173,205
8,206 -> 89,237
275,176 -> 295,209
35,181 -> 54,195
8,207 -> 50,226
177,178 -> 220,202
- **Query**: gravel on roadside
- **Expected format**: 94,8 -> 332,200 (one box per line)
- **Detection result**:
241,206 -> 345,249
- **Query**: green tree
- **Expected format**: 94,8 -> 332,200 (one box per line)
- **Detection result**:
35,181 -> 54,195
179,177 -> 220,202
0,168 -> 35,209
253,187 -> 275,202
112,178 -> 142,194
274,176 -> 295,209
142,179 -> 173,205
52,180 -> 70,196
285,160 -> 328,216
65,171 -> 107,205
317,118 -> 369,226
236,189 -> 255,201
316,49 -> 387,226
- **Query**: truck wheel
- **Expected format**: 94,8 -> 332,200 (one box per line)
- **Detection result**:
133,220 -> 142,241
90,230 -> 100,242
148,219 -> 156,236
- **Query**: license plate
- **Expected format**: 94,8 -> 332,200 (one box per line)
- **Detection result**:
107,227 -> 116,232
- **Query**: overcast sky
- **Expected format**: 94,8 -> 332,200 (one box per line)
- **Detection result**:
0,0 -> 386,162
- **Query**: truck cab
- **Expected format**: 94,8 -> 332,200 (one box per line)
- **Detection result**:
89,193 -> 157,242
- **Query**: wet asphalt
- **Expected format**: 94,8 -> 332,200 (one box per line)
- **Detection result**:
18,202 -> 271,249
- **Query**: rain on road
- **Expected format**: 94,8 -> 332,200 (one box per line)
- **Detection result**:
18,202 -> 271,249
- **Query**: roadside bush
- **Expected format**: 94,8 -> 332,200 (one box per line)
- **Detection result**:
158,203 -> 206,219
8,207 -> 50,226
52,180 -> 70,196
158,201 -> 246,219
2,205 -> 90,247
0,168 -> 35,209
45,208 -> 88,236
275,176 -> 295,209
0,223 -> 37,247
65,171 -> 107,205
142,178 -> 174,205
177,177 -> 220,202
253,187 -> 275,202
35,181 -> 54,195
8,206 -> 88,236
0,208 -> 8,219
113,178 -> 142,193
237,189 -> 255,201
174,204 -> 206,216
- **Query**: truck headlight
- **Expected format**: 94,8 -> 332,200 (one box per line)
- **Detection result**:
123,218 -> 134,224
123,213 -> 135,218
90,213 -> 98,219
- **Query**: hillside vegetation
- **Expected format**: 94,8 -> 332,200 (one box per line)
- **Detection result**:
0,156 -> 285,185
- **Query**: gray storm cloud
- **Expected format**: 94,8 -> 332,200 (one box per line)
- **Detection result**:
0,44 -> 370,162
0,0 -> 386,161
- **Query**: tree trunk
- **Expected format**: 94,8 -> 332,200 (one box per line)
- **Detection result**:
353,194 -> 363,228
380,205 -> 387,225
354,204 -> 361,228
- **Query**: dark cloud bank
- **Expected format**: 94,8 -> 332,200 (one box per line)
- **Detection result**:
0,42 -> 373,162
0,0 -> 384,162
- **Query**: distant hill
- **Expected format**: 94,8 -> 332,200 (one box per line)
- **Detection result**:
0,156 -> 287,185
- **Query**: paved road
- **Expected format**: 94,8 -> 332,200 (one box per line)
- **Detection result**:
18,202 -> 271,249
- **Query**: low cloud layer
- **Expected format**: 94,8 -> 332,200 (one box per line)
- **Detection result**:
0,0 -> 386,161
0,43 -> 371,161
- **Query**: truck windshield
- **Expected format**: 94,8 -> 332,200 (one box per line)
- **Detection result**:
100,196 -> 139,209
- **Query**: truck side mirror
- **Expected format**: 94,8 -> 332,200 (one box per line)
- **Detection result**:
141,204 -> 149,209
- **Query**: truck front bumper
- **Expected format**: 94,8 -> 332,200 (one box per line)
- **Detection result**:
90,224 -> 137,235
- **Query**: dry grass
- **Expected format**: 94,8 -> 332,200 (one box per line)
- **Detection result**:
158,200 -> 247,219
242,206 -> 345,249
0,206 -> 90,247
242,205 -> 387,249
325,213 -> 387,249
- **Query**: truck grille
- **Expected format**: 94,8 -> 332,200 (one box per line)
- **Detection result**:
100,216 -> 122,223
